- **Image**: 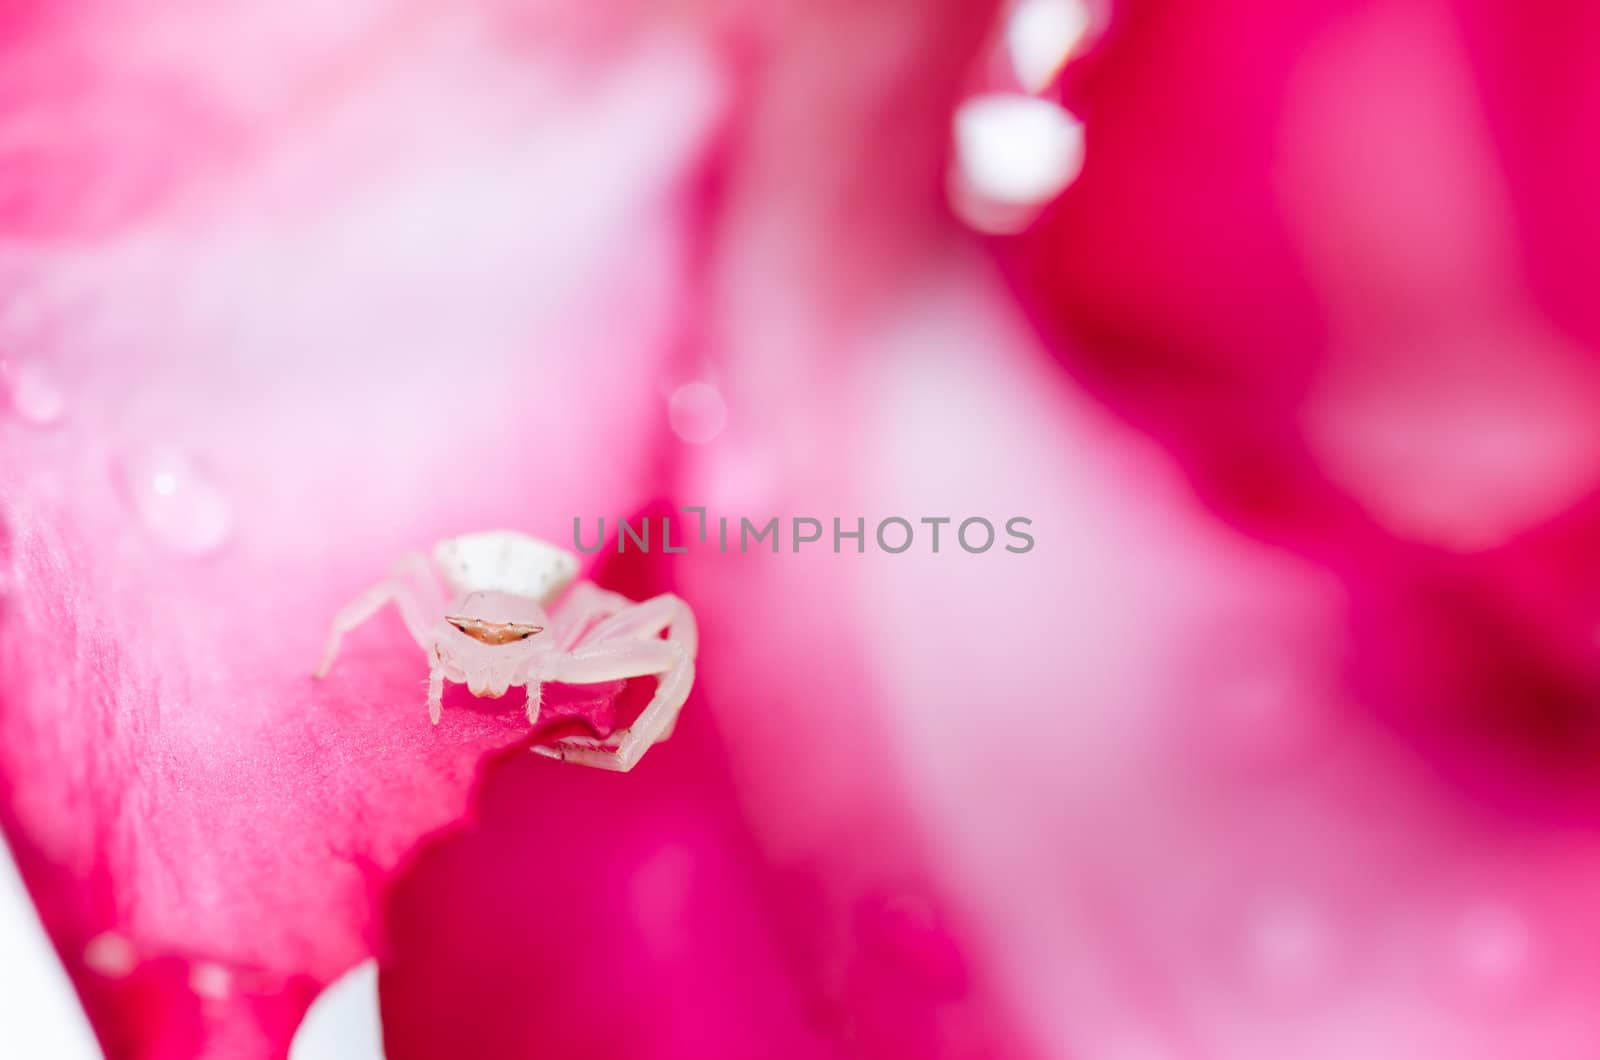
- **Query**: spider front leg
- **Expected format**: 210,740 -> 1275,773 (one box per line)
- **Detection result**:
540,593 -> 698,772
530,582 -> 653,733
613,650 -> 695,768
524,679 -> 542,726
586,592 -> 697,748
315,552 -> 446,678
548,581 -> 632,650
544,637 -> 684,684
427,659 -> 446,725
582,592 -> 698,655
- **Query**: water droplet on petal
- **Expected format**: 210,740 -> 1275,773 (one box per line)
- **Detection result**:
121,447 -> 235,556
83,932 -> 137,978
1,359 -> 66,426
189,961 -> 233,1000
667,381 -> 727,445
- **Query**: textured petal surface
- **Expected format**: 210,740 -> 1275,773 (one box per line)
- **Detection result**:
0,4 -> 723,1055
10,0 -> 1600,1058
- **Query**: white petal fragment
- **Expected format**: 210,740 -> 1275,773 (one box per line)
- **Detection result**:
289,959 -> 385,1060
0,836 -> 103,1059
1007,0 -> 1092,93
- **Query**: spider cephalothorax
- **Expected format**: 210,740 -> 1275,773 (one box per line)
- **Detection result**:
315,531 -> 696,772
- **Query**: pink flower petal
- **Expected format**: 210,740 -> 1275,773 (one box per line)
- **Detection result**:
0,7 -> 724,1055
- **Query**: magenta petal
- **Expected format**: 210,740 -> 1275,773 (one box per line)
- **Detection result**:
376,548 -> 833,1060
378,544 -> 1039,1059
380,745 -> 836,1060
0,10 -> 725,1055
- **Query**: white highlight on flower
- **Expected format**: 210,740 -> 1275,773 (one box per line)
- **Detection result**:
289,959 -> 386,1060
188,961 -> 233,1001
950,94 -> 1085,234
955,95 -> 1086,205
83,932 -> 137,978
0,835 -> 103,1059
667,381 -> 727,445
1007,0 -> 1092,93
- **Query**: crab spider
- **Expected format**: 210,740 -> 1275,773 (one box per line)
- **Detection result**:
314,530 -> 697,772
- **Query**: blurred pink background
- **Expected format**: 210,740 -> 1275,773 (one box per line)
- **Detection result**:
4,0 -> 1600,1057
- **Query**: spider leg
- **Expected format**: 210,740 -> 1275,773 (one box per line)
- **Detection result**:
546,639 -> 686,684
535,593 -> 698,772
581,593 -> 698,655
512,583 -> 631,729
524,680 -> 543,725
548,581 -> 632,650
427,663 -> 445,725
391,551 -> 450,617
314,552 -> 441,678
609,651 -> 695,771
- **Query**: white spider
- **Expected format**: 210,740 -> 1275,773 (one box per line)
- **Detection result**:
314,530 -> 697,772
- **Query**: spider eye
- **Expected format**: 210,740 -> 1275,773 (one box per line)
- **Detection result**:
446,617 -> 544,645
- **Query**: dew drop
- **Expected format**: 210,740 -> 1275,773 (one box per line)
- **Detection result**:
83,932 -> 137,978
667,381 -> 727,445
189,961 -> 233,1000
121,447 -> 235,556
1,359 -> 66,426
